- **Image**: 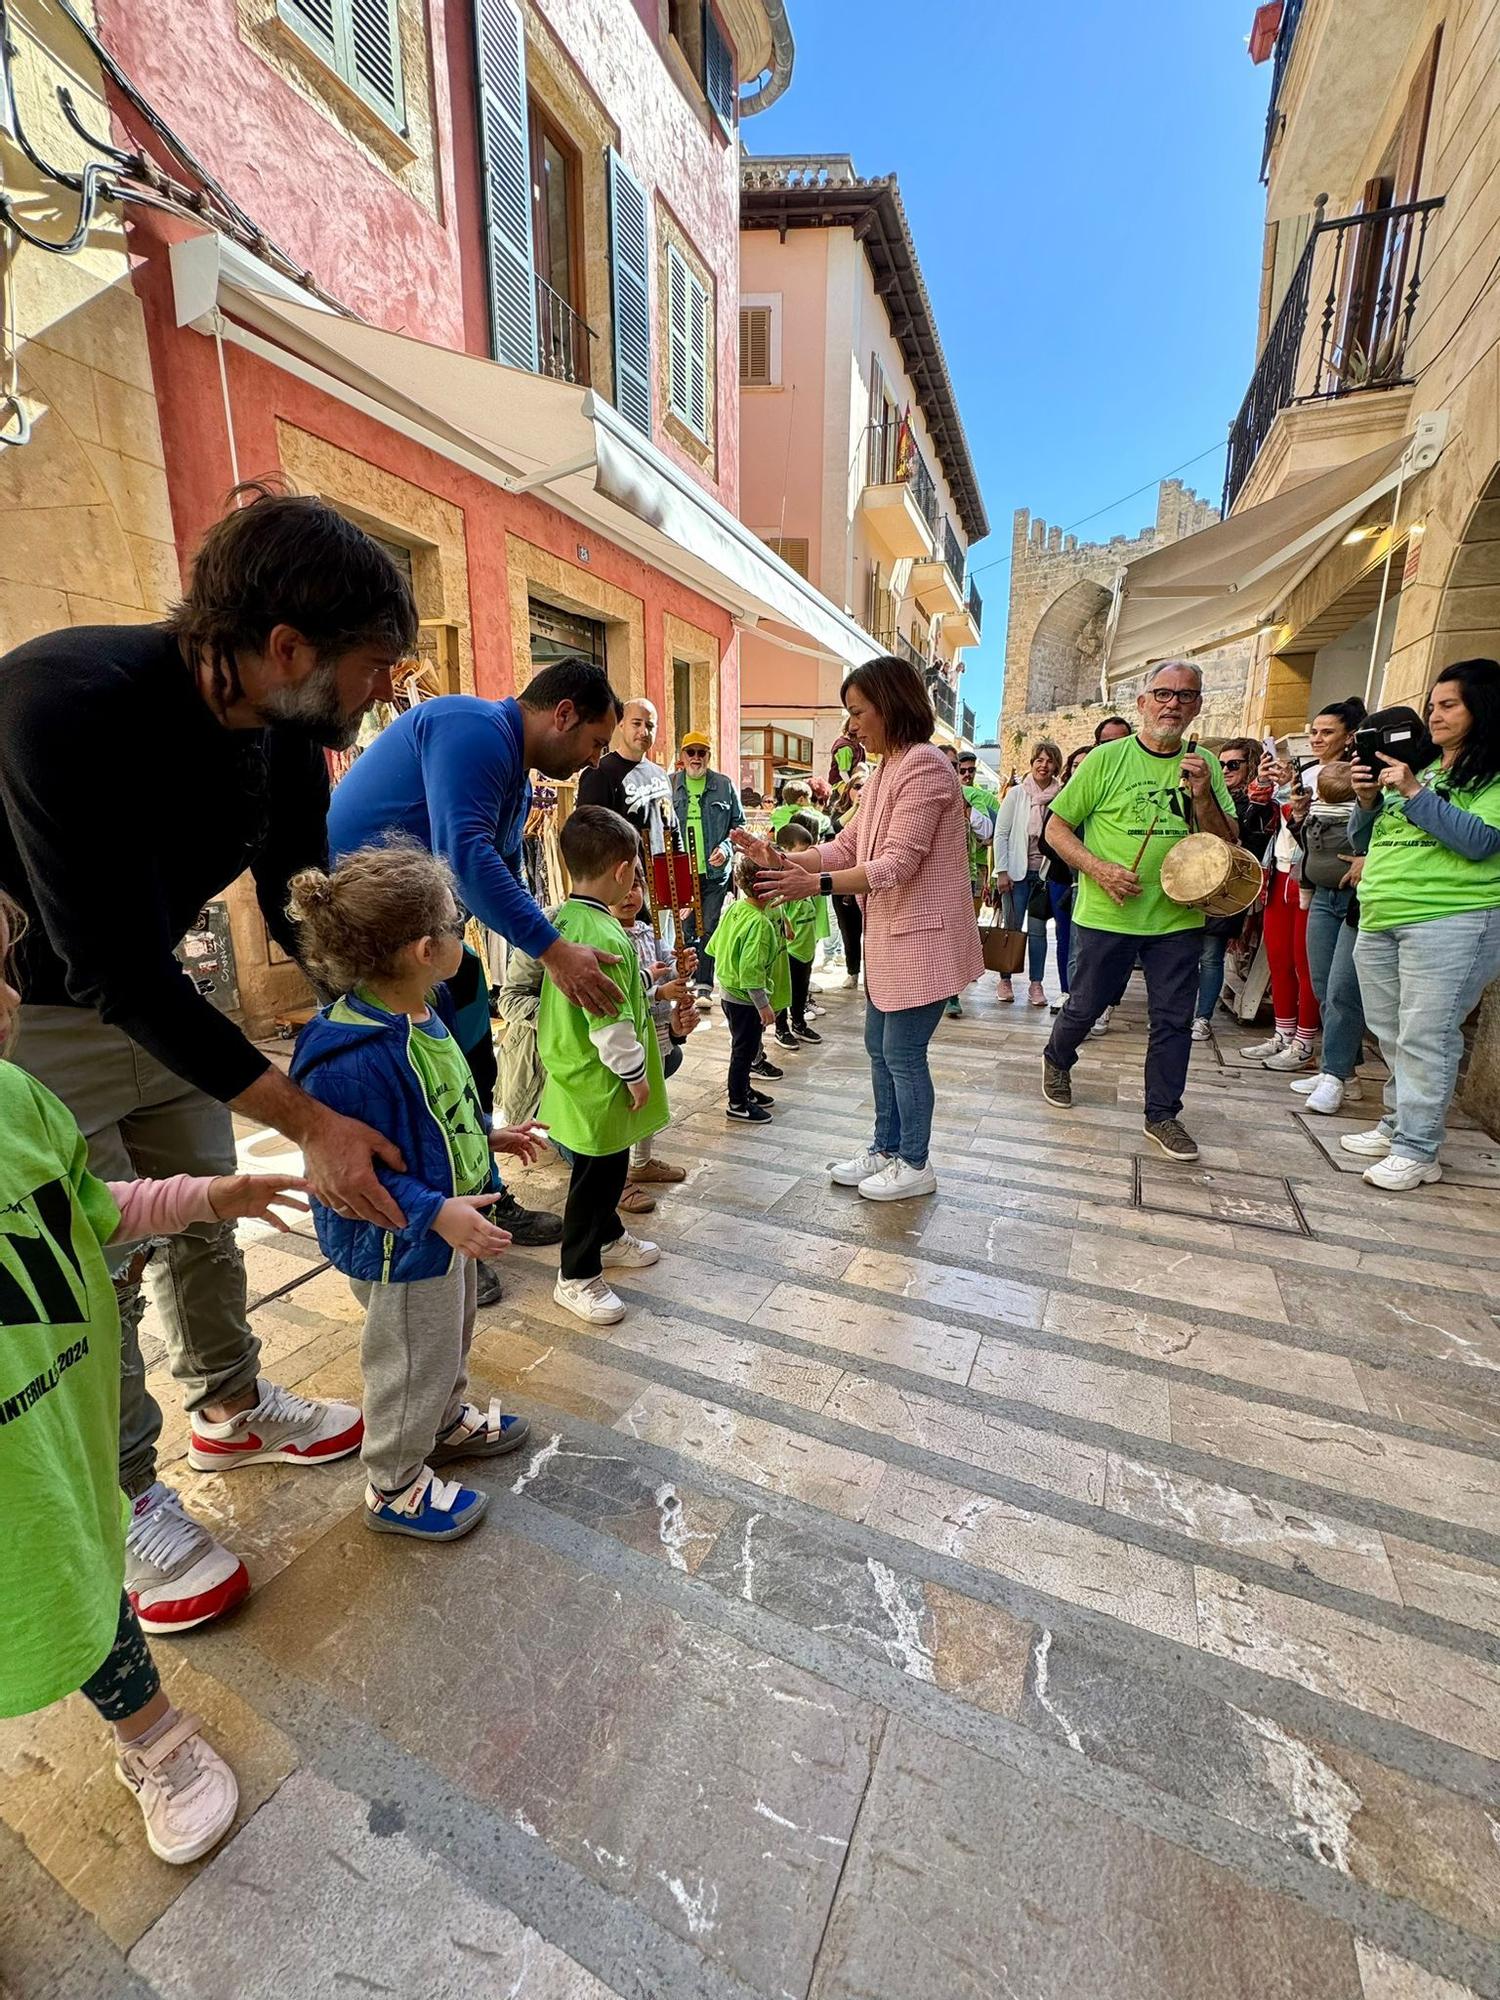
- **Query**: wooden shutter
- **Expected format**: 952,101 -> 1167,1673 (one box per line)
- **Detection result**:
764,536 -> 808,578
473,0 -> 538,372
687,270 -> 708,438
667,244 -> 690,424
607,148 -> 652,435
347,0 -> 403,124
702,2 -> 735,133
739,305 -> 771,384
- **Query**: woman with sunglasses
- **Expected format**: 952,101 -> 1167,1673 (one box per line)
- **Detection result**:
1192,738 -> 1276,1041
1343,659 -> 1500,1189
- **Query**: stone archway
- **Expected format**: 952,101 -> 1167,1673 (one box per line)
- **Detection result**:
1026,578 -> 1112,712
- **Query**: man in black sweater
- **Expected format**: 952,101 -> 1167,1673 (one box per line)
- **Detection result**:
0,490 -> 419,1635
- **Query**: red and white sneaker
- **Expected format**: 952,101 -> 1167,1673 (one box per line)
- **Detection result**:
187,1378 -> 363,1472
126,1483 -> 250,1634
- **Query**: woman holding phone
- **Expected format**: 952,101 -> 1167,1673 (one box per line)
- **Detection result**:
1343,659 -> 1500,1189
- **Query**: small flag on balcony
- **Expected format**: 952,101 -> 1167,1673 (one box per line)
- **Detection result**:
1249,2 -> 1283,63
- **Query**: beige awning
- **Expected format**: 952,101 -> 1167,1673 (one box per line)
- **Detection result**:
1104,424 -> 1446,678
169,233 -> 876,672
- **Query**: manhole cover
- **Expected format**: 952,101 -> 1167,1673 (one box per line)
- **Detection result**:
1135,1157 -> 1308,1235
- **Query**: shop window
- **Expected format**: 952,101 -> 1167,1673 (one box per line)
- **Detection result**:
529,596 -> 607,669
278,0 -> 405,130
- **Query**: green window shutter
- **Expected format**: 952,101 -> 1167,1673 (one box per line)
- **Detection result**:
687,269 -> 708,439
667,244 -> 689,427
607,148 -> 652,436
702,3 -> 735,134
278,0 -> 339,69
348,0 -> 404,126
473,0 -> 538,371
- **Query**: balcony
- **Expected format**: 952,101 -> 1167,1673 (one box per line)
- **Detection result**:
962,702 -> 976,744
912,515 -> 967,619
535,275 -> 595,386
1223,195 -> 1443,512
895,631 -> 929,675
859,416 -> 938,561
928,672 -> 958,732
944,573 -> 983,652
1259,0 -> 1304,180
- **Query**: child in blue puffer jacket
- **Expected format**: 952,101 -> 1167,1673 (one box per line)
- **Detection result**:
289,842 -> 545,1542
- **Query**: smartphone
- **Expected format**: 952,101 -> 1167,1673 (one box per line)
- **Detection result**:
1352,727 -> 1380,770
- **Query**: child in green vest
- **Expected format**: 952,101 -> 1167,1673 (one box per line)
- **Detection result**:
539,807 -> 670,1324
772,821 -> 826,1051
0,889 -> 311,1865
711,856 -> 791,1124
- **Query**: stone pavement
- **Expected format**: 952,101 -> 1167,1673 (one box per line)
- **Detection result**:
5,968 -> 1500,2000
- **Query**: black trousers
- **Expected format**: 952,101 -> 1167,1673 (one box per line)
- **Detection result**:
1044,925 -> 1201,1124
777,956 -> 813,1032
722,998 -> 763,1106
560,1148 -> 629,1281
833,895 -> 862,978
447,945 -> 498,1114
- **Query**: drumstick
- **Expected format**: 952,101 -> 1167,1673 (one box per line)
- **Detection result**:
1129,811 -> 1160,873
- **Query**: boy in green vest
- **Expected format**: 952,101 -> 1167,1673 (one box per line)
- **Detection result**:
711,856 -> 791,1124
539,807 -> 669,1324
772,821 -> 825,1050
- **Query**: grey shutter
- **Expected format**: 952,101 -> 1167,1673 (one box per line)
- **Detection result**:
277,0 -> 339,68
348,0 -> 404,125
667,245 -> 689,425
687,270 -> 708,438
473,0 -> 538,371
702,3 -> 735,133
607,148 -> 652,436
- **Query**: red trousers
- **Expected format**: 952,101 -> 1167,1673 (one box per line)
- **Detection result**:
1263,870 -> 1320,1035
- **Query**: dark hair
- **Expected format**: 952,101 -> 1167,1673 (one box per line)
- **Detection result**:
1218,735 -> 1262,772
1430,658 -> 1500,791
1062,745 -> 1090,779
776,821 -> 815,851
167,485 -> 417,706
839,655 -> 934,750
1314,695 -> 1367,732
520,655 -> 623,724
1093,715 -> 1132,743
560,803 -> 639,880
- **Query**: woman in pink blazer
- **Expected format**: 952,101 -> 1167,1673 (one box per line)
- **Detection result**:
738,656 -> 982,1203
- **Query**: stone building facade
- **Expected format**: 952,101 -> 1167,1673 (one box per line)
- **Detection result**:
998,479 -> 1253,776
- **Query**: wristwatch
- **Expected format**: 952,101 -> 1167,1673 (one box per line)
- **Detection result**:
819,871 -> 833,896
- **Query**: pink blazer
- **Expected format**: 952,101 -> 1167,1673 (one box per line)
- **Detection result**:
819,743 -> 984,1011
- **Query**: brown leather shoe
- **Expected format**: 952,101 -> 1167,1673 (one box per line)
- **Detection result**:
618,1182 -> 657,1213
627,1159 -> 687,1184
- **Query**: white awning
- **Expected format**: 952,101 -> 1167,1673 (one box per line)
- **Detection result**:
1104,418 -> 1448,678
169,234 -> 876,671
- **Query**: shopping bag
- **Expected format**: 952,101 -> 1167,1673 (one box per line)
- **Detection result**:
979,903 -> 1026,975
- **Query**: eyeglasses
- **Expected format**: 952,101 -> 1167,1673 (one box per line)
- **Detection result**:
1220,757 -> 1247,771
683,747 -> 708,759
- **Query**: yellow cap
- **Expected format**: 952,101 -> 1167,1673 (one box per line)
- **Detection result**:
680,730 -> 712,750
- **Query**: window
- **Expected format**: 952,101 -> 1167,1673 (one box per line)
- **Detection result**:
667,243 -> 710,442
278,0 -> 404,129
473,0 -> 538,371
762,535 -> 808,579
739,298 -> 780,386
667,0 -> 736,133
528,597 -> 607,669
672,658 -> 694,749
527,103 -> 589,383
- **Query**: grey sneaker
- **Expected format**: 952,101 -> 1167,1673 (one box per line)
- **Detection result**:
1042,1059 -> 1073,1108
125,1482 -> 250,1634
1144,1118 -> 1200,1162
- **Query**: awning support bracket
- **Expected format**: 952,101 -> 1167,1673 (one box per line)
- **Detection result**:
501,452 -> 597,496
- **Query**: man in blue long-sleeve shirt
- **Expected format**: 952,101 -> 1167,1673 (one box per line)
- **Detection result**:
328,656 -> 623,1278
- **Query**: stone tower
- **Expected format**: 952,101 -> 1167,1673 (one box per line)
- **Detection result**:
998,480 -> 1251,772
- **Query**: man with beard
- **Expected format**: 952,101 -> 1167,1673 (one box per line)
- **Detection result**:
0,489 -> 424,1636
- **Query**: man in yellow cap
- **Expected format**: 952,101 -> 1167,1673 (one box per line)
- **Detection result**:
672,730 -> 745,1003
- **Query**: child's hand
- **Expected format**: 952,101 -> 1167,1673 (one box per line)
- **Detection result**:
208,1174 -> 311,1233
658,976 -> 692,1004
432,1194 -> 514,1259
759,1006 -> 775,1027
675,946 -> 699,979
490,1121 -> 549,1165
626,1077 -> 650,1111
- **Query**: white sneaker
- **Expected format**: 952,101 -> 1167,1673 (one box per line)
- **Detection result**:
601,1230 -> 660,1269
857,1158 -> 938,1202
1241,1032 -> 1288,1060
1090,1007 -> 1113,1037
1340,1127 -> 1393,1158
831,1147 -> 891,1187
125,1482 -> 249,1634
187,1378 -> 363,1472
1190,1017 -> 1212,1042
842,973 -> 859,989
553,1274 -> 626,1324
115,1710 -> 238,1865
1305,1074 -> 1348,1115
1290,1072 -> 1323,1095
1363,1154 -> 1442,1191
1263,1039 -> 1315,1071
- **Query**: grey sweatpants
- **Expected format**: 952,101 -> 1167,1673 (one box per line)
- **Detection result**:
349,1258 -> 477,1494
15,1004 -> 257,1499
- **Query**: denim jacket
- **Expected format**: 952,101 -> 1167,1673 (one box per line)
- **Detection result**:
671,769 -> 744,884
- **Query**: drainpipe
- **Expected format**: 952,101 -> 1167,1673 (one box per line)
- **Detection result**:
738,0 -> 794,115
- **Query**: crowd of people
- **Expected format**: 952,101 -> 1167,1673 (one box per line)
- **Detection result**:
1,489 -> 1498,1872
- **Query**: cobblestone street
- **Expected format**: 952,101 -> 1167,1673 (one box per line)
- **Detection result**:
5,970 -> 1500,2000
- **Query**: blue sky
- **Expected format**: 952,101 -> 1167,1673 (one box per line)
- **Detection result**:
747,0 -> 1273,737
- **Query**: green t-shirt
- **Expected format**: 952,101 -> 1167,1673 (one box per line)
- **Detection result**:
1052,734 -> 1236,936
0,1063 -> 126,1718
783,896 -> 820,963
539,898 -> 668,1157
963,783 -> 999,877
1358,768 -> 1500,932
684,773 -> 707,871
403,1011 -> 493,1196
711,896 -> 792,1011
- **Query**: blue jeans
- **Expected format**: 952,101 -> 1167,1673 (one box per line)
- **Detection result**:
1048,879 -> 1073,994
1046,926 -> 1201,1123
1306,886 -> 1366,1081
1001,871 -> 1047,983
864,995 -> 947,1168
1197,932 -> 1228,1020
1354,909 -> 1500,1161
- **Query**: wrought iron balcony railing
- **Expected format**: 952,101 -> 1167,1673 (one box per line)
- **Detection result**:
942,517 -> 966,586
1223,195 -> 1444,512
535,274 -> 595,386
1260,0 -> 1305,180
966,578 -> 983,634
929,674 -> 958,729
896,632 -> 929,674
866,416 -> 939,531
961,701 -> 976,744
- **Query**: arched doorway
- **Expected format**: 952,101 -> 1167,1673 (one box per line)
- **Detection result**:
1026,579 -> 1112,712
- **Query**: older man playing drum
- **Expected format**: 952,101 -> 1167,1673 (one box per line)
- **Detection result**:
1040,660 -> 1239,1162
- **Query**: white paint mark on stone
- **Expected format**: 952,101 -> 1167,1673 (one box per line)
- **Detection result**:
654,1481 -> 711,1571
511,1809 -> 539,1837
584,1841 -> 628,1871
656,1871 -> 719,1936
754,1798 -> 802,1832
769,1689 -> 841,1714
737,1512 -> 763,1601
511,1434 -> 562,1494
1031,1631 -> 1085,1754
866,1557 -> 935,1681
516,1344 -> 556,1376
1235,1708 -> 1361,1873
